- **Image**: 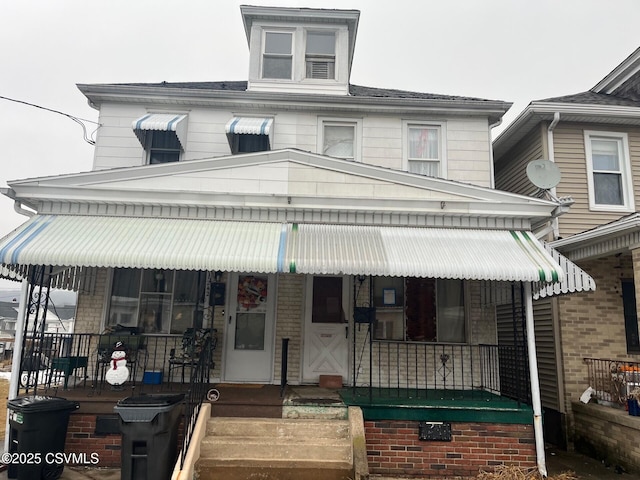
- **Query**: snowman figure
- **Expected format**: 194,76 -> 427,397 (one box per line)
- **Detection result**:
105,341 -> 130,389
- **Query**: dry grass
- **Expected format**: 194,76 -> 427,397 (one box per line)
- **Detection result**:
0,378 -> 7,438
476,465 -> 577,480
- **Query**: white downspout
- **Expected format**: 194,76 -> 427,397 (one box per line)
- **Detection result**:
547,112 -> 560,238
524,282 -> 547,477
4,280 -> 29,453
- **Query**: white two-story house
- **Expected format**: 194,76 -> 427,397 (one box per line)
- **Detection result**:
0,5 -> 593,479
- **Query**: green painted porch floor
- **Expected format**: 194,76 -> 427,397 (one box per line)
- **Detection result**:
339,388 -> 533,424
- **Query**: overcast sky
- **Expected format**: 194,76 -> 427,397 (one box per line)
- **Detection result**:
0,0 -> 639,293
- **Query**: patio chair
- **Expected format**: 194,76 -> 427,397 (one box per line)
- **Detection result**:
168,328 -> 216,384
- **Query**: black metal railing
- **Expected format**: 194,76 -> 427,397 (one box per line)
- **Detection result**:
17,331 -> 214,395
584,357 -> 640,406
359,341 -> 531,404
178,335 -> 213,470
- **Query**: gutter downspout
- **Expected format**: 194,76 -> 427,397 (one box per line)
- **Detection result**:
13,201 -> 35,218
547,112 -> 560,238
524,282 -> 547,478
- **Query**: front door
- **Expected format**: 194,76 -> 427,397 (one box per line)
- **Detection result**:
224,273 -> 275,382
302,275 -> 350,383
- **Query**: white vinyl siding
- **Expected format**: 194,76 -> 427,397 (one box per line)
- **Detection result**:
584,130 -> 634,212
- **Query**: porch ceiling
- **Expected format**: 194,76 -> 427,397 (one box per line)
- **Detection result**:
0,214 -> 563,283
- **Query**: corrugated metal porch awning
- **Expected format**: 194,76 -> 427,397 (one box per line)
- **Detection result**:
282,224 -> 563,282
132,113 -> 188,149
0,215 -> 284,273
0,216 -> 565,284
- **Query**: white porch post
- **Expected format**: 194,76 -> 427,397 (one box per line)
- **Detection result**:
4,279 -> 29,453
524,281 -> 547,477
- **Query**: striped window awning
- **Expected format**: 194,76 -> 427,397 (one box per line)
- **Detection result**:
0,216 -> 573,285
225,117 -> 273,136
132,113 -> 188,149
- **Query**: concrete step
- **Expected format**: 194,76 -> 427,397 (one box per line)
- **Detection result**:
206,416 -> 350,439
195,416 -> 355,480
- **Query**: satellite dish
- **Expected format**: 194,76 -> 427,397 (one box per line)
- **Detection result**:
526,159 -> 561,190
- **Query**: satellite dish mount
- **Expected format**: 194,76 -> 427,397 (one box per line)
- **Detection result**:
526,159 -> 561,200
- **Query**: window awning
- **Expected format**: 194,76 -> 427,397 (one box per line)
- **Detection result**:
132,113 -> 188,149
0,216 -> 566,284
225,117 -> 273,136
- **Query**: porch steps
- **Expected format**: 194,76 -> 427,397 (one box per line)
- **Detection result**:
194,416 -> 356,480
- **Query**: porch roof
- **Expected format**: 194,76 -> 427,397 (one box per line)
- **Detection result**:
0,214 -> 564,283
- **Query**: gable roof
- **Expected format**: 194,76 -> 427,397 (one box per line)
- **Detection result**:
4,148 -> 561,228
494,46 -> 640,159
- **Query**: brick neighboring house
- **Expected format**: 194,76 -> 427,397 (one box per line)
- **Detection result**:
494,46 -> 640,470
0,5 -> 596,478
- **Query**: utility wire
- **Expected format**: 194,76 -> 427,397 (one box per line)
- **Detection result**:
0,95 -> 99,145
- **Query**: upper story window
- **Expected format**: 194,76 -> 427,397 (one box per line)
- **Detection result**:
405,123 -> 443,177
132,113 -> 187,165
262,31 -> 293,79
147,132 -> 181,164
319,118 -> 360,161
373,276 -> 466,343
584,131 -> 634,211
225,117 -> 273,154
305,31 -> 335,79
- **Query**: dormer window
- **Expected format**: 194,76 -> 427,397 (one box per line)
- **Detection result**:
306,32 -> 335,79
262,32 -> 293,79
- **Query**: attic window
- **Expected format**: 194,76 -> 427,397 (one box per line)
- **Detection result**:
262,32 -> 292,79
305,32 -> 335,80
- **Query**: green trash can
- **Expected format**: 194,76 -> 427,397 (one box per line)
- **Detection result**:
7,395 -> 79,480
115,394 -> 184,480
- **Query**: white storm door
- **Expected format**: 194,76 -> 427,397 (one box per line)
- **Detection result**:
224,273 -> 275,382
302,275 -> 350,383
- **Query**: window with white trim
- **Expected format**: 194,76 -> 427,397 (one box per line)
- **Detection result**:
262,31 -> 293,79
146,132 -> 181,164
372,277 -> 466,343
305,31 -> 335,79
107,268 -> 207,334
319,119 -> 360,161
585,131 -> 634,211
405,123 -> 442,176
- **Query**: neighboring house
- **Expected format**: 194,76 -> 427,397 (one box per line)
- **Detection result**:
494,46 -> 640,469
0,6 -> 593,478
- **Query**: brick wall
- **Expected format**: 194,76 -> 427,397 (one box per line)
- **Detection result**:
365,420 -> 536,478
573,401 -> 640,474
273,273 -> 304,384
557,254 -> 640,436
65,414 -> 121,467
75,268 -> 108,334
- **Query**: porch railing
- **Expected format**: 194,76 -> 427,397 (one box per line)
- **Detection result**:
17,332 -> 208,395
178,336 -> 213,470
584,357 -> 640,406
359,341 -> 531,405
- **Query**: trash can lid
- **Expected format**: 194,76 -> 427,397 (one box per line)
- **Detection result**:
116,394 -> 185,408
7,395 -> 79,413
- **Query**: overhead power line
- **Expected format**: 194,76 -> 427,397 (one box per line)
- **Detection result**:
0,95 -> 99,145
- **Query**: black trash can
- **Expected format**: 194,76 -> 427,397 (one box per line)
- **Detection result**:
7,395 -> 79,480
115,393 -> 185,480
